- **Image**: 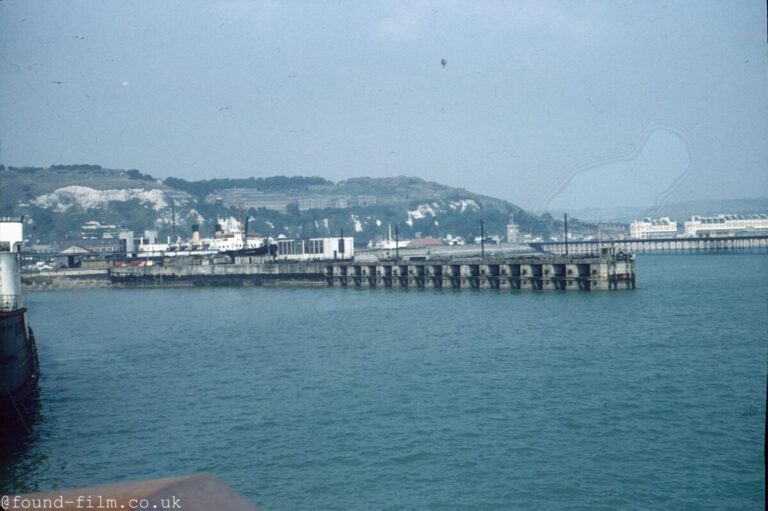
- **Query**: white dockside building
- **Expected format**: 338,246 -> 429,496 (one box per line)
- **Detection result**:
275,237 -> 354,261
629,217 -> 678,239
683,214 -> 768,237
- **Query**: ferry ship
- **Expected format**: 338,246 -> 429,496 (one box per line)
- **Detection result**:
135,222 -> 279,259
0,219 -> 39,416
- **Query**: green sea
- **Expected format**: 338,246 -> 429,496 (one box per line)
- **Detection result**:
1,255 -> 766,509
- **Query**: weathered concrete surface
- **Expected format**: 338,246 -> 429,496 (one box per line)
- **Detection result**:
110,254 -> 636,291
22,269 -> 110,290
19,254 -> 636,292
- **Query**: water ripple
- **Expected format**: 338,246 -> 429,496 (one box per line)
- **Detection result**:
0,255 -> 765,509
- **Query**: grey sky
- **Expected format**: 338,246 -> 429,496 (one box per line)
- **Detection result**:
1,1 -> 766,211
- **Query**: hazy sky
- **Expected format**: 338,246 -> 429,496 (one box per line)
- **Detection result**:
1,1 -> 766,211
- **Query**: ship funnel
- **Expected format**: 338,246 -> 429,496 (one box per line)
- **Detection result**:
191,224 -> 200,243
214,223 -> 223,238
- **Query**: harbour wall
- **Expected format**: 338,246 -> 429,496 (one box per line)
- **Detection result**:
108,253 -> 636,291
22,268 -> 110,290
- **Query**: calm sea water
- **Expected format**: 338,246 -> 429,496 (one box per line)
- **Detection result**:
1,255 -> 765,509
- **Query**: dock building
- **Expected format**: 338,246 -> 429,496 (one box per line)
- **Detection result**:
683,214 -> 768,237
629,217 -> 678,239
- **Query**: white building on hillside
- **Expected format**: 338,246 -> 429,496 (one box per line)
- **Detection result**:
683,214 -> 768,237
629,217 -> 678,239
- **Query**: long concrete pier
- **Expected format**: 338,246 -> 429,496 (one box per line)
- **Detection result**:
109,252 -> 636,291
532,234 -> 768,255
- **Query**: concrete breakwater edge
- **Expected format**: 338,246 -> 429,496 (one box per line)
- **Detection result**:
23,252 -> 636,291
22,268 -> 112,290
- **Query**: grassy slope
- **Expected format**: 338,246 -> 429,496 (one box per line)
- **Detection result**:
1,166 -> 580,244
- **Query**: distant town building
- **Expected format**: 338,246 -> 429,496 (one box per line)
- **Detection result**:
58,245 -> 94,269
58,242 -> 119,268
219,189 -> 353,212
77,239 -> 122,253
60,245 -> 93,256
683,214 -> 768,237
371,237 -> 411,250
25,244 -> 55,254
80,220 -> 118,240
597,222 -> 629,239
297,196 -> 328,210
219,190 -> 293,212
355,195 -> 378,207
443,234 -> 465,246
118,230 -> 135,254
629,217 -> 678,239
297,196 -> 349,211
142,230 -> 158,245
272,236 -> 354,261
506,217 -> 520,243
331,197 -> 349,209
474,234 -> 502,244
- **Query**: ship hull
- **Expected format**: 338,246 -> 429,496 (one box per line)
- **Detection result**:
222,243 -> 278,258
0,308 -> 39,416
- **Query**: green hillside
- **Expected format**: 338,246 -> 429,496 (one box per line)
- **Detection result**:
0,164 -> 585,245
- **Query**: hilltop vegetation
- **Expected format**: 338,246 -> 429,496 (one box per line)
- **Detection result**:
0,164 -> 166,206
163,175 -> 333,198
0,164 -> 586,245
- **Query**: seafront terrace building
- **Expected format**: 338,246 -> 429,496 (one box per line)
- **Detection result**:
683,214 -> 768,237
629,217 -> 678,239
